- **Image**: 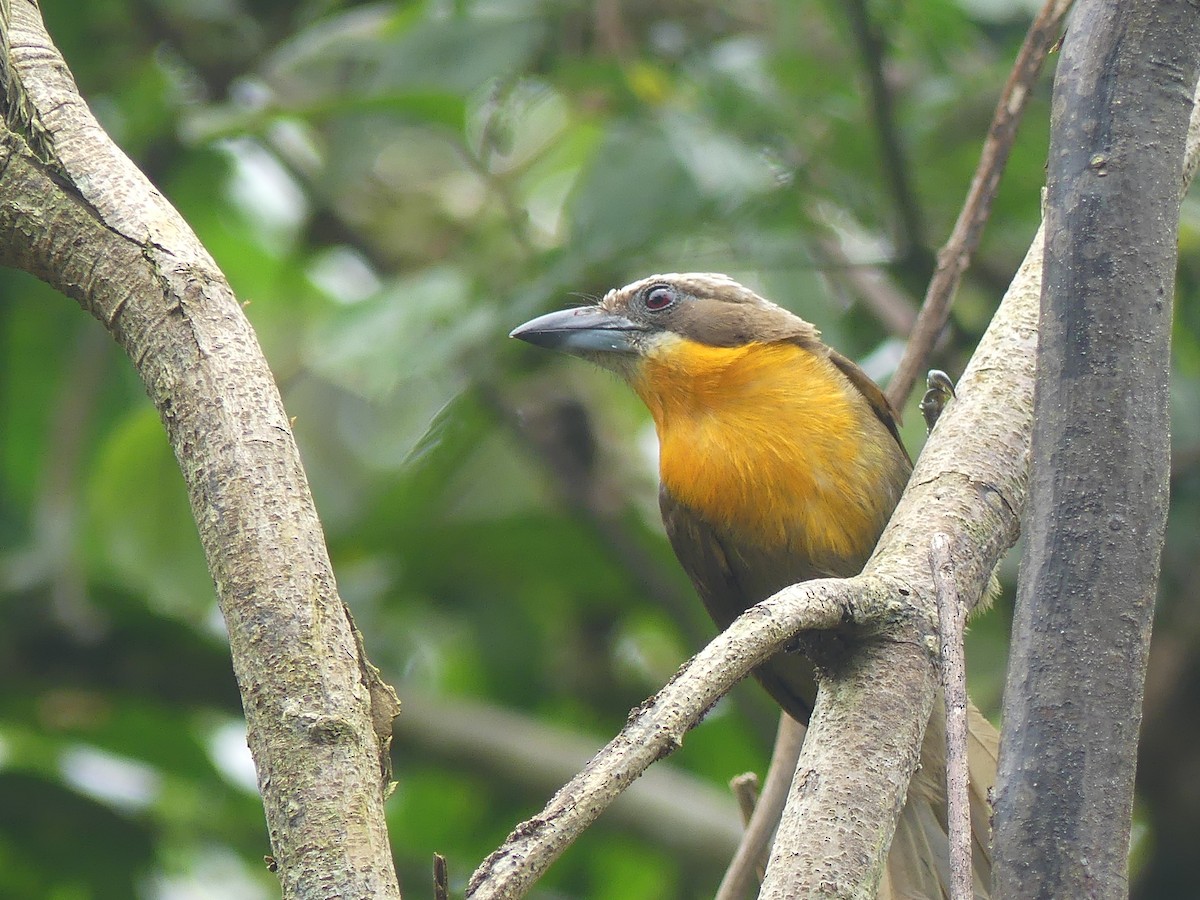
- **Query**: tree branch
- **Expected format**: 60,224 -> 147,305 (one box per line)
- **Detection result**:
841,0 -> 926,257
715,715 -> 805,900
932,533 -> 972,900
0,3 -> 401,897
887,0 -> 1073,411
993,2 -> 1200,895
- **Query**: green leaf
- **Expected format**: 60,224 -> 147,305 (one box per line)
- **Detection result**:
567,122 -> 707,263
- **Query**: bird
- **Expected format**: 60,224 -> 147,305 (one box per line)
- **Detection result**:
511,272 -> 997,899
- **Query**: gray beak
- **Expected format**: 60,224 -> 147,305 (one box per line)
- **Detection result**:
510,307 -> 646,356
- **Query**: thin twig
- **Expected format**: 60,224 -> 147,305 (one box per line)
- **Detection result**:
730,773 -> 760,826
842,0 -> 926,256
434,853 -> 449,900
931,533 -> 971,900
715,715 -> 806,900
886,0 -> 1074,410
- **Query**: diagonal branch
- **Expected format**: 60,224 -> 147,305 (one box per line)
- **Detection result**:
887,0 -> 1074,411
0,3 -> 400,897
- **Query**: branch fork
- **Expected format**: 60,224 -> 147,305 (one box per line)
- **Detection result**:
467,574 -> 913,899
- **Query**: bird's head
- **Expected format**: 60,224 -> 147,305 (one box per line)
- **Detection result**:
510,273 -> 820,380
511,273 -> 910,551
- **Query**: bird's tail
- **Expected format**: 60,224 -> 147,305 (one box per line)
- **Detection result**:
880,699 -> 998,900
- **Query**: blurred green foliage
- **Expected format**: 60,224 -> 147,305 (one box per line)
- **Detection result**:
3,0 -> 1200,897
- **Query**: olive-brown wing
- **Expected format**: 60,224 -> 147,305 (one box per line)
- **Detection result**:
659,484 -> 833,724
825,348 -> 911,464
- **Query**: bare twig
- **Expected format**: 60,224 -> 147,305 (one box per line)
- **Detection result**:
729,773 -> 760,826
465,576 -> 889,899
931,533 -> 972,900
434,853 -> 449,900
887,0 -> 1074,410
842,0 -> 926,256
716,715 -> 806,900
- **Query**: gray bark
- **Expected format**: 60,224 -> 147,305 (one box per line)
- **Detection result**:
993,1 -> 1200,896
0,2 -> 402,897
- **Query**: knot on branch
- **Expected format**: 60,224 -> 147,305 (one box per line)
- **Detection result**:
822,573 -> 929,636
306,715 -> 358,746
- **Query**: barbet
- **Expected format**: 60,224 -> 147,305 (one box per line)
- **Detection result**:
512,273 -> 997,898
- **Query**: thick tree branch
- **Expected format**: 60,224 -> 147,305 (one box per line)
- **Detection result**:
887,0 -> 1073,410
759,234 -> 1037,892
993,3 -> 1200,896
0,3 -> 401,897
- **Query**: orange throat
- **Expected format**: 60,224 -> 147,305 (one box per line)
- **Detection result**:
630,337 -> 904,569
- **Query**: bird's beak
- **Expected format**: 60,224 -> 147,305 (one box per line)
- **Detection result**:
510,307 -> 647,356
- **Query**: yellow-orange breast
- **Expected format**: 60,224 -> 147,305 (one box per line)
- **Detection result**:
630,336 -> 907,571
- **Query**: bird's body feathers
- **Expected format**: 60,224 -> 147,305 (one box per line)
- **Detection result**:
511,273 -> 996,899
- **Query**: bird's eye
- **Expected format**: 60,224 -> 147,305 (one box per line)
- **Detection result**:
643,285 -> 676,311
